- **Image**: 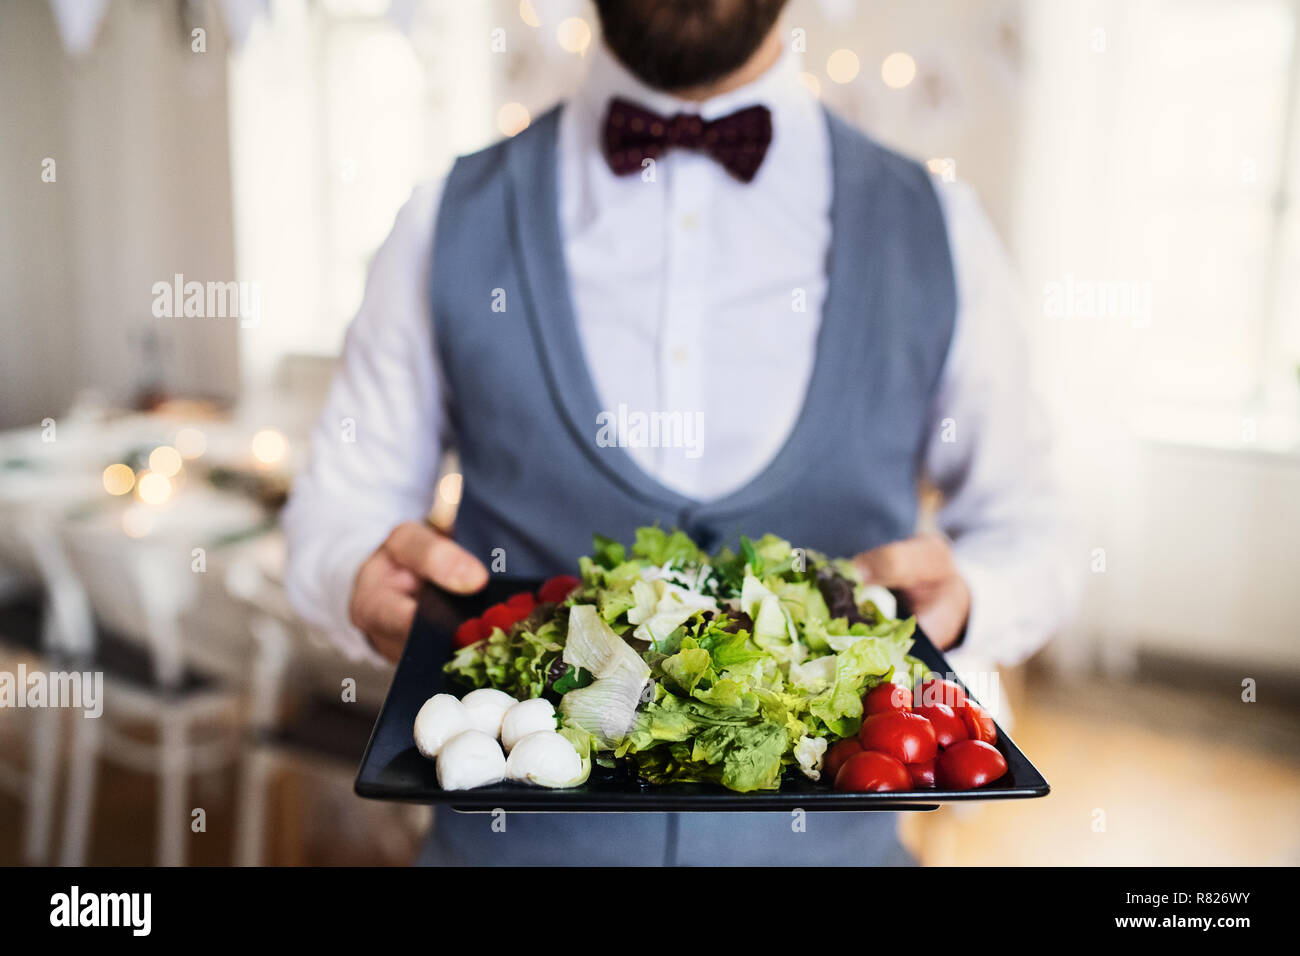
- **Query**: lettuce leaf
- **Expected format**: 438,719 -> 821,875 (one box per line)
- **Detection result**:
589,533 -> 627,569
558,605 -> 651,749
696,625 -> 766,671
617,682 -> 784,791
660,644 -> 712,695
627,579 -> 718,646
632,526 -> 704,567
443,609 -> 565,700
809,622 -> 916,736
447,527 -> 927,794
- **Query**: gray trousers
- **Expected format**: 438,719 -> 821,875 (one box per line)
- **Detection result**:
417,809 -> 915,866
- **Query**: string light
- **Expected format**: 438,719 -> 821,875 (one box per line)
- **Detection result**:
136,471 -> 172,505
251,428 -> 288,467
881,52 -> 917,89
556,17 -> 592,54
827,49 -> 860,84
497,102 -> 531,137
174,427 -> 206,459
102,463 -> 135,496
149,445 -> 183,478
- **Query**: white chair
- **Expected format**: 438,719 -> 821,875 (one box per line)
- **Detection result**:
224,553 -> 421,865
56,523 -> 244,866
0,510 -> 94,865
0,588 -> 61,866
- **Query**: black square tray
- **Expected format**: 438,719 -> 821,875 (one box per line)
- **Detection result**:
355,578 -> 1049,811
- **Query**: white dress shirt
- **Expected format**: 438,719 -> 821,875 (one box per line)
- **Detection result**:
283,43 -> 1079,668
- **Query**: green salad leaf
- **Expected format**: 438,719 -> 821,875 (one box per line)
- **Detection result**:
632,526 -> 705,567
443,528 -> 924,793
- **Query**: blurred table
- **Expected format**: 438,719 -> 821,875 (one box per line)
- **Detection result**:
0,407 -> 298,668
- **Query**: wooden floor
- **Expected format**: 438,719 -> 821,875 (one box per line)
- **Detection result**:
3,666 -> 1298,866
902,671 -> 1300,866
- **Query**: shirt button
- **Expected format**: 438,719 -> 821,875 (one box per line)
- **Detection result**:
669,345 -> 690,364
679,213 -> 699,232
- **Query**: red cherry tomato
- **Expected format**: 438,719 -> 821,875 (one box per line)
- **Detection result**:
962,701 -> 997,745
834,750 -> 912,793
823,738 -> 863,783
453,617 -> 489,649
481,602 -> 523,633
506,591 -> 536,614
907,759 -> 936,788
935,739 -> 1008,790
913,703 -> 969,749
863,682 -> 913,715
915,678 -> 967,712
538,575 -> 581,603
858,711 -> 938,764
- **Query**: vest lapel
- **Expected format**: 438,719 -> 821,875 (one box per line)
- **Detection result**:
693,109 -> 888,521
503,105 -> 890,525
505,106 -> 694,511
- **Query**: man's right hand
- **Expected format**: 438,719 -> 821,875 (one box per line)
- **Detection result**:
349,521 -> 489,663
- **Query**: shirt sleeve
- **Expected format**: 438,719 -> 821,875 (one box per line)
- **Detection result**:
281,181 -> 449,662
923,181 -> 1082,666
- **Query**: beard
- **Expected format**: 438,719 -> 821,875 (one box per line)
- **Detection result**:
593,0 -> 789,92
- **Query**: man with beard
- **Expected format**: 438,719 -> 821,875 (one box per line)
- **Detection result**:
284,0 -> 1076,865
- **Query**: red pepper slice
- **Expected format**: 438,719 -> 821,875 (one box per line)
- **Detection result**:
538,575 -> 581,603
453,617 -> 488,648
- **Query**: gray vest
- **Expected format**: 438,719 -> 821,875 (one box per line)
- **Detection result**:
425,105 -> 955,866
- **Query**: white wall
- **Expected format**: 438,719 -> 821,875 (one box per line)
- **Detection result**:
227,0 -> 498,389
1014,0 -> 1300,675
0,0 -> 240,429
1127,443 -> 1300,671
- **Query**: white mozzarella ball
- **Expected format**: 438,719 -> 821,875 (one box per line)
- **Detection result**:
499,697 -> 557,751
504,730 -> 585,788
461,688 -> 518,738
413,693 -> 471,759
436,730 -> 506,791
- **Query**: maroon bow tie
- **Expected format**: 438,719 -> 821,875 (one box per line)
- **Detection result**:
602,97 -> 772,183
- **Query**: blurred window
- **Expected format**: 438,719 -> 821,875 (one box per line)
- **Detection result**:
227,0 -> 494,384
1112,0 -> 1299,409
228,0 -> 1300,431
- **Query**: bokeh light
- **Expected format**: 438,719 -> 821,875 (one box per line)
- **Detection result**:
926,157 -> 956,181
497,102 -> 531,137
251,428 -> 288,467
518,0 -> 540,28
881,51 -> 917,89
122,506 -> 153,538
174,427 -> 207,459
136,471 -> 172,505
827,49 -> 860,84
102,463 -> 135,496
557,17 -> 592,54
438,471 -> 463,506
798,72 -> 822,97
149,445 -> 183,478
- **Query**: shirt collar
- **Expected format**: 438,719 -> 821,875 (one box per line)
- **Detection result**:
572,38 -> 812,130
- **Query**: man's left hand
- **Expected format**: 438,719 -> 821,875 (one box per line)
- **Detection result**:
853,533 -> 971,650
